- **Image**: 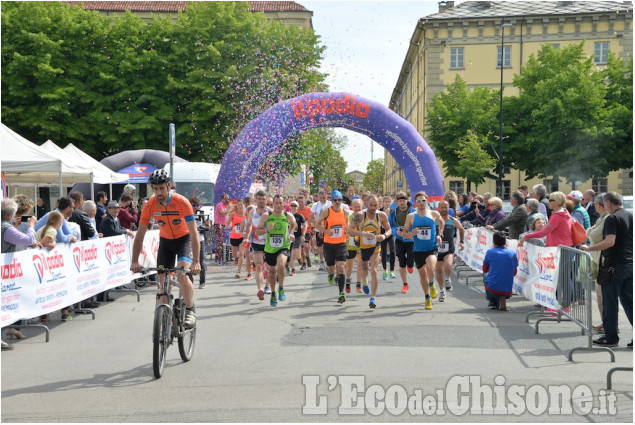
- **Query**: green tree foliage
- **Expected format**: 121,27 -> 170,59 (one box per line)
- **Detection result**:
454,130 -> 497,186
506,42 -> 630,184
1,1 -> 326,165
425,75 -> 499,179
363,159 -> 385,193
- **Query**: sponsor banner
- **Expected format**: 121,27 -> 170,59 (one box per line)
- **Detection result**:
0,230 -> 160,327
456,228 -> 560,309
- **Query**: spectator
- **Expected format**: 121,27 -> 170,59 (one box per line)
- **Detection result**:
34,197 -> 78,244
532,184 -> 551,219
487,191 -> 528,239
444,190 -> 459,217
568,191 -> 590,229
117,193 -> 138,230
100,201 -> 135,239
95,191 -> 108,231
82,200 -> 101,239
123,183 -> 136,198
68,191 -> 96,241
189,196 -> 209,288
13,194 -> 34,234
36,197 -> 47,220
214,193 -> 230,264
581,192 -> 633,348
477,197 -> 506,227
525,198 -> 547,232
36,211 -> 64,249
518,192 -> 573,248
460,195 -> 485,224
456,193 -> 470,217
525,218 -> 547,246
583,189 -> 600,227
517,185 -> 529,203
483,231 -> 518,311
584,193 -> 609,333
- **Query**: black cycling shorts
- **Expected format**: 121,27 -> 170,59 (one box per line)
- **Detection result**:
157,234 -> 193,269
413,249 -> 438,269
265,249 -> 290,267
437,250 -> 455,262
230,237 -> 243,247
359,246 -> 381,262
323,242 -> 347,266
395,239 -> 414,268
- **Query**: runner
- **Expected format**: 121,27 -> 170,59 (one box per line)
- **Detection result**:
296,194 -> 312,269
289,200 -> 306,276
227,199 -> 247,279
310,191 -> 331,271
345,198 -> 363,293
255,194 -> 296,307
388,191 -> 416,293
403,191 -> 444,310
348,195 -> 392,308
434,200 -> 465,301
131,169 -> 200,327
244,190 -> 271,300
242,196 -> 253,281
316,190 -> 349,304
380,195 -> 396,280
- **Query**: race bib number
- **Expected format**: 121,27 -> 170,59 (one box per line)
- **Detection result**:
233,224 -> 241,233
439,242 -> 449,253
269,234 -> 284,248
363,234 -> 377,245
417,227 -> 431,240
331,225 -> 343,238
349,236 -> 356,246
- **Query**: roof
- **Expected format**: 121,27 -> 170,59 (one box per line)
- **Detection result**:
66,1 -> 310,13
425,1 -> 633,21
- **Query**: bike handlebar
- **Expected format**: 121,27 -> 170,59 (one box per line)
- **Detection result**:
141,266 -> 191,274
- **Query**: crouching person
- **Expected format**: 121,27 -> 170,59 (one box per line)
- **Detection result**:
483,231 -> 518,311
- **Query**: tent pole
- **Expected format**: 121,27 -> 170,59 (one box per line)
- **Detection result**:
90,172 -> 94,201
59,171 -> 63,196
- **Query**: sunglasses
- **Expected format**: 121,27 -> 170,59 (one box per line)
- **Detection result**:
333,199 -> 342,202
397,197 -> 408,201
548,199 -> 555,202
415,199 -> 427,203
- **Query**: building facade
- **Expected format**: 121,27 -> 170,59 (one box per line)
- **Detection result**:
345,170 -> 366,188
385,1 -> 633,198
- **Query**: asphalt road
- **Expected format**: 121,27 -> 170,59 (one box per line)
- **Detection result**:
1,259 -> 633,422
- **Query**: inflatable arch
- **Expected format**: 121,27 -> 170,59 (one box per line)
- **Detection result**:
214,92 -> 444,205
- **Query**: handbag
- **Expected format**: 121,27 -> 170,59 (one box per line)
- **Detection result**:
596,255 -> 614,286
571,220 -> 587,246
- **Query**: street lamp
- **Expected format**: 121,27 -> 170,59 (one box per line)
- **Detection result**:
498,23 -> 512,199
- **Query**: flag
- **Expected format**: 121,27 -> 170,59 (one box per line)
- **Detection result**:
1,172 -> 6,199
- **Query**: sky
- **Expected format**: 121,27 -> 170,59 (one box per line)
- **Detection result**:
302,0 -> 443,173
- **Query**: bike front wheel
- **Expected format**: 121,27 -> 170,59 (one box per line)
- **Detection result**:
178,326 -> 196,362
153,304 -> 171,378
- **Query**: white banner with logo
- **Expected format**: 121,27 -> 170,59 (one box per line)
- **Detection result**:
1,230 -> 160,328
455,228 -> 561,310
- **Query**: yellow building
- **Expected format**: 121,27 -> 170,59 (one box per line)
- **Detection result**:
385,0 -> 633,198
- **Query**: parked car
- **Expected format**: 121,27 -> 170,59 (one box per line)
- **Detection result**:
623,195 -> 633,214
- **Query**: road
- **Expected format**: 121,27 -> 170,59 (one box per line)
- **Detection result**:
2,260 -> 632,422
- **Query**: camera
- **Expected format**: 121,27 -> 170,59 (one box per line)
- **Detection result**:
21,215 -> 33,222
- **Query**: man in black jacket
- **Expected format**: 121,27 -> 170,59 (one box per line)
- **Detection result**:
68,191 -> 96,241
100,201 -> 134,238
583,189 -> 600,227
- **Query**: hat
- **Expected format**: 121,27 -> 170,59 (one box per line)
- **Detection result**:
567,190 -> 583,201
331,189 -> 343,201
107,200 -> 121,208
124,184 -> 136,193
290,201 -> 299,207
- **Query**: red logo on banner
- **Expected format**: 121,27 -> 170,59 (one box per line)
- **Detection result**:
517,246 -> 528,264
478,233 -> 488,246
1,258 -> 23,279
32,251 -> 65,283
416,146 -> 423,152
135,166 -> 148,173
535,252 -> 556,273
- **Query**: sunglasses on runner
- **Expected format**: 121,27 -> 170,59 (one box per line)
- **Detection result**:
333,199 -> 342,203
415,198 -> 427,203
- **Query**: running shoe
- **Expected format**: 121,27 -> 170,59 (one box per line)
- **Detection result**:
257,289 -> 265,300
362,282 -> 370,295
61,313 -> 73,322
390,272 -> 396,279
291,269 -> 296,276
356,283 -> 362,293
327,274 -> 335,285
300,263 -> 306,271
307,257 -> 312,267
252,263 -> 256,272
235,272 -> 240,279
382,270 -> 388,280
345,283 -> 351,293
369,297 -> 376,309
264,286 -> 272,294
439,292 -> 446,302
407,267 -> 414,274
199,282 -> 207,289
278,287 -> 286,301
424,297 -> 432,310
245,274 -> 253,281
429,283 -> 438,299
445,279 -> 453,291
319,263 -> 326,271
401,284 -> 409,294
314,254 -> 319,262
337,292 -> 346,304
184,310 -> 197,328
270,293 -> 278,307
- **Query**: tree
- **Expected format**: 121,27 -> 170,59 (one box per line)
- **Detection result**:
363,159 -> 385,193
425,75 -> 500,179
454,130 -> 497,187
505,42 -> 628,184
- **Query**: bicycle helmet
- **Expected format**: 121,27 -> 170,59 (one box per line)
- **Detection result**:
148,169 -> 171,185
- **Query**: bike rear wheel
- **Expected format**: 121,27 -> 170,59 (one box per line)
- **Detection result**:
178,326 -> 196,362
152,304 -> 171,378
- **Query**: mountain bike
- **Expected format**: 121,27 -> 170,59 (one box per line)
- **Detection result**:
143,267 -> 196,378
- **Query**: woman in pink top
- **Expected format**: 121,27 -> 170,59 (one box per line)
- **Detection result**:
518,191 -> 573,248
213,193 -> 230,264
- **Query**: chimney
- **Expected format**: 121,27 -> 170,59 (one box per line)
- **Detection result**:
438,1 -> 455,12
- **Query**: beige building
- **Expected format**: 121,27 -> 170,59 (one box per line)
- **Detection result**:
385,1 -> 633,198
346,170 -> 366,187
67,1 -> 313,28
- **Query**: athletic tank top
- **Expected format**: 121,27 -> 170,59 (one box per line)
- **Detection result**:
251,208 -> 270,245
393,207 -> 414,242
323,207 -> 347,244
359,211 -> 381,249
264,213 -> 290,253
346,214 -> 358,251
439,217 -> 455,254
230,212 -> 245,239
412,210 -> 438,252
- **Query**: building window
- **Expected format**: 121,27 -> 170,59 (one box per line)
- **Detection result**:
495,181 -> 511,200
497,45 -> 511,68
551,43 -> 560,49
592,178 -> 608,193
449,180 -> 465,195
450,47 -> 464,69
594,42 -> 609,64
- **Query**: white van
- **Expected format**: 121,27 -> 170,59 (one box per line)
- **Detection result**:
163,162 -> 221,218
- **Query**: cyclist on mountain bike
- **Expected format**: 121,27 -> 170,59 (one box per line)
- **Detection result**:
131,169 -> 201,328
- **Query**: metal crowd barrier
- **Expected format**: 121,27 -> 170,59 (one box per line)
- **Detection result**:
607,366 -> 633,389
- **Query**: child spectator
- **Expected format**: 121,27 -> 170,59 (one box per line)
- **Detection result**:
483,231 -> 518,311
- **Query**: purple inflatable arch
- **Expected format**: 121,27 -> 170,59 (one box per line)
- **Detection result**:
214,92 -> 444,204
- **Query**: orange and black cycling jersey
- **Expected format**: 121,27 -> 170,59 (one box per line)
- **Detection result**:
140,192 -> 195,240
